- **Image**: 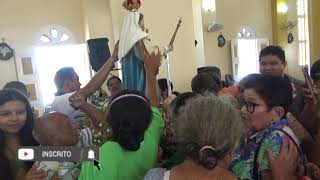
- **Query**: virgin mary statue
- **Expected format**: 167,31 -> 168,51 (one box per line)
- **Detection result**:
118,0 -> 173,93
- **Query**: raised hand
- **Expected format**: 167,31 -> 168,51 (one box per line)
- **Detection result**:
161,95 -> 177,112
25,165 -> 48,180
267,140 -> 298,180
308,163 -> 320,180
111,40 -> 119,63
144,51 -> 162,76
69,92 -> 86,109
138,40 -> 161,106
302,83 -> 319,105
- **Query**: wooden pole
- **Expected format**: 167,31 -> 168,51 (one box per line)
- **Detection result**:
169,18 -> 182,45
13,49 -> 19,80
164,18 -> 182,96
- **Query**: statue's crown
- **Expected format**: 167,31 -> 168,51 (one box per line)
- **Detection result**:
122,0 -> 141,12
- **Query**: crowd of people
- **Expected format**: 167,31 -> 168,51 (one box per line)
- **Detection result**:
1,43 -> 320,180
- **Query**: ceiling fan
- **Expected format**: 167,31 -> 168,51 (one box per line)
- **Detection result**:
207,21 -> 224,32
280,20 -> 297,32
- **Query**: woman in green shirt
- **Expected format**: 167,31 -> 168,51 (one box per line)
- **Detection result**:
79,49 -> 164,180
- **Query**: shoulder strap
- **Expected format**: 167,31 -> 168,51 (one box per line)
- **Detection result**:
252,128 -> 308,180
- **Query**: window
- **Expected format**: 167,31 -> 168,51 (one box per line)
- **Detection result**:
237,25 -> 255,39
231,26 -> 269,81
40,28 -> 70,44
35,45 -> 90,106
35,26 -> 90,107
202,0 -> 216,12
237,39 -> 259,80
297,0 -> 310,67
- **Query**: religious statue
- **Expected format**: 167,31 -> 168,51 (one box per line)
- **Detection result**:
118,0 -> 175,93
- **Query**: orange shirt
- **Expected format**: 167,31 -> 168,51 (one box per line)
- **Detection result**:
219,85 -> 238,97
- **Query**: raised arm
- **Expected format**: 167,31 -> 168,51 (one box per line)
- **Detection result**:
68,42 -> 118,129
69,92 -> 105,131
138,40 -> 161,106
299,85 -> 320,134
78,41 -> 119,99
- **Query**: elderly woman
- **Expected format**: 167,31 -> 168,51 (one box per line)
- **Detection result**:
229,74 -> 307,180
144,94 -> 245,180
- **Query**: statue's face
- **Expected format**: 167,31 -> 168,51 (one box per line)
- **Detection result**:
139,18 -> 145,31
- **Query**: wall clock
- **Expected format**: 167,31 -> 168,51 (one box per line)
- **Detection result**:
0,42 -> 14,60
218,34 -> 226,48
288,33 -> 294,44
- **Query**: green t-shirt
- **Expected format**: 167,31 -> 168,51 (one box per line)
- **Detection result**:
79,107 -> 164,180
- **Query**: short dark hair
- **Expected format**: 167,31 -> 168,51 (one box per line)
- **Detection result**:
107,76 -> 122,87
107,90 -> 152,151
259,45 -> 286,63
191,73 -> 219,94
158,78 -> 173,91
242,74 -> 292,112
311,59 -> 320,82
3,81 -> 28,97
238,74 -> 261,94
54,67 -> 75,95
197,66 -> 221,80
168,92 -> 197,120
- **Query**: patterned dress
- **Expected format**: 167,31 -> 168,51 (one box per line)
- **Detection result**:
229,119 -> 304,180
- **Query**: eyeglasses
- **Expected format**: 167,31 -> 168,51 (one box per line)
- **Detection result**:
243,101 -> 259,114
238,96 -> 260,114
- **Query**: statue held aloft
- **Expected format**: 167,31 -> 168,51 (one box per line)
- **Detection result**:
118,0 -> 174,93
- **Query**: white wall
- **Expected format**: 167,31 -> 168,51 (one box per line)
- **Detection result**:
108,0 -> 198,92
285,0 -> 303,80
82,0 -> 118,93
192,0 -> 206,67
0,0 -> 85,88
82,0 -> 115,42
202,0 -> 273,77
0,0 -> 278,91
142,0 -> 198,91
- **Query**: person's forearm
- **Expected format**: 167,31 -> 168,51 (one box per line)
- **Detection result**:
79,103 -> 106,130
299,103 -> 319,134
79,59 -> 115,98
146,72 -> 158,106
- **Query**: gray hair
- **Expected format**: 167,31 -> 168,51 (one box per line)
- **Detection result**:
172,94 -> 245,169
220,94 -> 241,109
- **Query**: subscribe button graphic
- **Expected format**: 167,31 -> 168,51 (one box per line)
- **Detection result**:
18,148 -> 34,160
17,146 -> 99,162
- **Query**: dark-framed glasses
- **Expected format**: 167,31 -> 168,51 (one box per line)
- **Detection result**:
243,101 -> 259,114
